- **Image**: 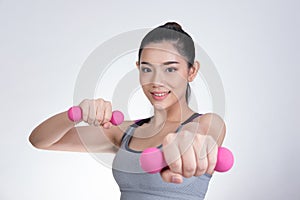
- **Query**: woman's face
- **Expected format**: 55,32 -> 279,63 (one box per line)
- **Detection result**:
137,41 -> 195,110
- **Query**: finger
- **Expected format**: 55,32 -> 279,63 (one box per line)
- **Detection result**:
95,100 -> 105,125
93,102 -> 101,126
180,143 -> 196,178
79,100 -> 89,122
162,133 -> 182,174
87,102 -> 96,125
160,169 -> 183,184
195,148 -> 208,176
81,104 -> 89,123
177,130 -> 197,177
102,102 -> 112,124
206,138 -> 218,175
193,135 -> 208,176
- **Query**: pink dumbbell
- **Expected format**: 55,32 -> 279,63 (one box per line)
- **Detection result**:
140,146 -> 234,174
67,106 -> 124,125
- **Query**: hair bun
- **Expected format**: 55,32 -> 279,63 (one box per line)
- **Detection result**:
160,22 -> 183,31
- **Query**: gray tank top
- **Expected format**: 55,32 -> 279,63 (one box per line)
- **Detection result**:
112,113 -> 212,200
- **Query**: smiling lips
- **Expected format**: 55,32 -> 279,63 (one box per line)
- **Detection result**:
150,91 -> 171,100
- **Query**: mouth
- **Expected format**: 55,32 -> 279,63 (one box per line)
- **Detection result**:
150,91 -> 171,101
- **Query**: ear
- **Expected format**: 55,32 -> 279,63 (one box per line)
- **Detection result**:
136,61 -> 140,69
187,61 -> 200,82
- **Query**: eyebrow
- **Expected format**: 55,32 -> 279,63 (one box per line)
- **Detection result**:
140,61 -> 180,66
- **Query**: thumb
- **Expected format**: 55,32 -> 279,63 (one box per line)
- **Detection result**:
160,169 -> 183,184
103,122 -> 112,129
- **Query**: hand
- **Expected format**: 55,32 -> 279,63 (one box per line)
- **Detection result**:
160,122 -> 218,184
78,98 -> 113,128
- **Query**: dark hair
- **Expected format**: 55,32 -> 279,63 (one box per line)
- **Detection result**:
138,22 -> 195,103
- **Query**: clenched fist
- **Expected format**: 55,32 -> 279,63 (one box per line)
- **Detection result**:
78,98 -> 113,129
160,121 -> 219,183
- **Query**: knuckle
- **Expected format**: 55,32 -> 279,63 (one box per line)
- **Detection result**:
170,162 -> 181,173
180,130 -> 194,142
86,99 -> 93,106
104,117 -> 110,122
105,101 -> 112,108
81,99 -> 89,105
163,133 -> 176,145
198,162 -> 208,172
195,165 -> 207,175
183,165 -> 196,177
79,101 -> 88,110
97,116 -> 103,122
195,134 -> 202,141
103,117 -> 111,124
196,164 -> 206,173
96,98 -> 105,105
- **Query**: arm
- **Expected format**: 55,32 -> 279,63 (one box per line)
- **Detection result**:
160,112 -> 227,183
196,112 -> 226,147
29,110 -> 132,153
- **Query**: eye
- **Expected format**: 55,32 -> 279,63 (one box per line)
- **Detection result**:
141,67 -> 152,73
166,67 -> 177,72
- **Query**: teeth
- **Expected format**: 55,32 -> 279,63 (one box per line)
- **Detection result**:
153,92 -> 167,97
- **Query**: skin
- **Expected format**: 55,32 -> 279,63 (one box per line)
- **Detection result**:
29,41 -> 226,185
132,41 -> 226,183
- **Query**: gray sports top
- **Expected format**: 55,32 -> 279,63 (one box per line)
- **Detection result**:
112,113 -> 212,200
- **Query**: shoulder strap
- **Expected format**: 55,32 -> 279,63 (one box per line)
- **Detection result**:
120,117 -> 152,145
175,113 -> 203,132
133,117 -> 152,126
120,126 -> 135,145
181,113 -> 202,125
121,114 -> 202,143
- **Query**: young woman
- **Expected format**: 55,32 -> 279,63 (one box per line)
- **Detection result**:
29,22 -> 226,200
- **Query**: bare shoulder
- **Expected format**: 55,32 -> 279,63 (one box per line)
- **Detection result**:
196,113 -> 225,127
193,113 -> 226,146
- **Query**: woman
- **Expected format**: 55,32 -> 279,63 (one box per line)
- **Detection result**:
29,22 -> 226,200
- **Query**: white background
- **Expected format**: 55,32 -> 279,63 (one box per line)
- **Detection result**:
0,0 -> 299,199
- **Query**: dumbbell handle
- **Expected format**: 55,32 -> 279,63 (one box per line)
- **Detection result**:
67,106 -> 124,125
140,146 -> 234,174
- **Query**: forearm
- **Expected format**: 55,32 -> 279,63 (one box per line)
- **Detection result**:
29,111 -> 74,148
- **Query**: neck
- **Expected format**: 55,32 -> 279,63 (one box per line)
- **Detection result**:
150,99 -> 194,127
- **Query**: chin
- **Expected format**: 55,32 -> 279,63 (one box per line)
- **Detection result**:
152,103 -> 167,110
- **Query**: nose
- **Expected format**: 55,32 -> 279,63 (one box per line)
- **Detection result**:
150,70 -> 164,85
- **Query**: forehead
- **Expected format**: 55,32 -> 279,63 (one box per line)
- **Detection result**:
140,42 -> 187,64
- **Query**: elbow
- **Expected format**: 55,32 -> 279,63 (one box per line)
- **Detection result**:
28,130 -> 47,149
29,139 -> 49,150
28,133 -> 40,149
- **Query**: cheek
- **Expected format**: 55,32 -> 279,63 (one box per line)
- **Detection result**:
167,72 -> 188,89
139,74 -> 150,86
139,71 -> 155,85
168,73 -> 189,100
